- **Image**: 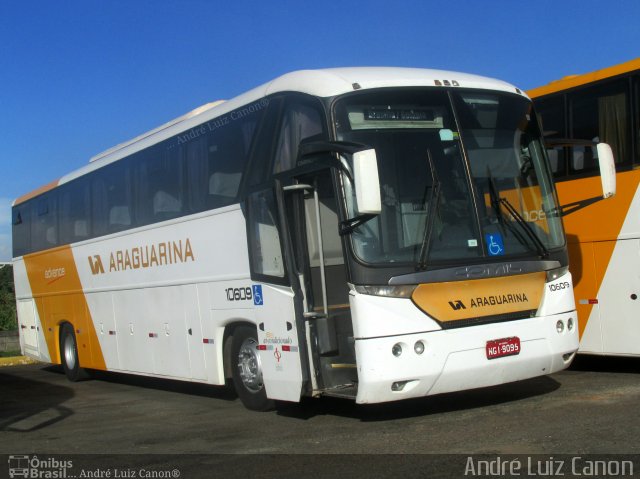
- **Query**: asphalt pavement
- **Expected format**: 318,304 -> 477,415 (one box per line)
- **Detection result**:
1,357 -> 639,478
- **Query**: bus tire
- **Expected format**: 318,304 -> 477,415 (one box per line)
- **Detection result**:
231,325 -> 274,411
60,324 -> 90,382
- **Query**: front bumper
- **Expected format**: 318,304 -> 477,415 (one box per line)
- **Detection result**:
354,312 -> 578,404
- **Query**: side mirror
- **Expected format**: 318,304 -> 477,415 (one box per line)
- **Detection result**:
544,138 -> 616,200
298,139 -> 382,214
597,143 -> 616,199
353,149 -> 381,215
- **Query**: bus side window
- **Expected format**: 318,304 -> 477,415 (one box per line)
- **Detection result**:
634,74 -> 640,167
534,96 -> 567,178
186,128 -> 245,212
12,204 -> 30,257
59,180 -> 90,245
187,107 -> 264,213
546,148 -> 560,174
570,79 -> 631,171
31,193 -> 57,251
92,161 -> 132,235
570,145 -> 597,173
206,124 -> 245,206
246,97 -> 282,187
273,99 -> 326,174
136,147 -> 184,225
246,189 -> 286,280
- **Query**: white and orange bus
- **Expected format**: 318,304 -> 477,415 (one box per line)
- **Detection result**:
529,58 -> 640,356
13,68 -> 598,410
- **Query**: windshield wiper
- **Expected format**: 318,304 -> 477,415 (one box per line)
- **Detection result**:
486,167 -> 548,258
340,213 -> 377,235
487,173 -> 506,226
497,197 -> 549,258
487,173 -> 527,248
416,149 -> 441,271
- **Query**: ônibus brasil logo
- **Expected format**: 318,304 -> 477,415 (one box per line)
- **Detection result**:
8,455 -> 73,478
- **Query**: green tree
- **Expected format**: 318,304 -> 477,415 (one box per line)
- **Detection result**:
0,265 -> 17,331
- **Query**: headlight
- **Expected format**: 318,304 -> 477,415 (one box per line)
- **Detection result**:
353,284 -> 417,298
546,266 -> 569,282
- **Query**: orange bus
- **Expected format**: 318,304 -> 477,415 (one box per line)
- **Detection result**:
529,58 -> 640,356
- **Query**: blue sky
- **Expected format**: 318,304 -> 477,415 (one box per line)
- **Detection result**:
1,0 -> 639,261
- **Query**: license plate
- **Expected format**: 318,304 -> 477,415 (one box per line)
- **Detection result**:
486,336 -> 521,360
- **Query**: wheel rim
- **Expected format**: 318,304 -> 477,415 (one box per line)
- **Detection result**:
237,337 -> 263,394
63,333 -> 77,370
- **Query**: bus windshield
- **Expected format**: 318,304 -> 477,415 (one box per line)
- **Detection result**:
334,89 -> 565,267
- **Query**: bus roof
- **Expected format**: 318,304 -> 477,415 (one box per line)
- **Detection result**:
14,67 -> 522,206
528,57 -> 640,99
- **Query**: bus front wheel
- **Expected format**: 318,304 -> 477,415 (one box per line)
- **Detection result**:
60,324 -> 89,382
231,326 -> 274,411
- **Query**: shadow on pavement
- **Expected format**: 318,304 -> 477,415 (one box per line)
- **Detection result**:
570,355 -> 639,374
0,367 -> 74,432
86,369 -> 238,402
276,375 -> 561,421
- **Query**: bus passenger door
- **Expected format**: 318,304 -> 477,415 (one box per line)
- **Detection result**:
283,170 -> 357,398
245,187 -> 305,402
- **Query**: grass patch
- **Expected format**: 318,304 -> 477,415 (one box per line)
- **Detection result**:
0,355 -> 37,366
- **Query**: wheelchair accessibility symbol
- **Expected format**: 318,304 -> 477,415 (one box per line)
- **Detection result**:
485,233 -> 505,256
252,284 -> 264,306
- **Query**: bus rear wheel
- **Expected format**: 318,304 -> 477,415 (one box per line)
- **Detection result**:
60,324 -> 89,382
231,326 -> 274,411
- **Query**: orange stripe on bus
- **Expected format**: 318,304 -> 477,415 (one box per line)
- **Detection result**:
13,179 -> 61,206
412,272 -> 546,322
555,170 -> 640,337
528,58 -> 640,98
23,245 -> 106,370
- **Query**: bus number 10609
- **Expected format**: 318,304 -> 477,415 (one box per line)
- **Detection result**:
225,287 -> 253,302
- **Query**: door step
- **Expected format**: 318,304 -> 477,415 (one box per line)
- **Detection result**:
320,383 -> 357,399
